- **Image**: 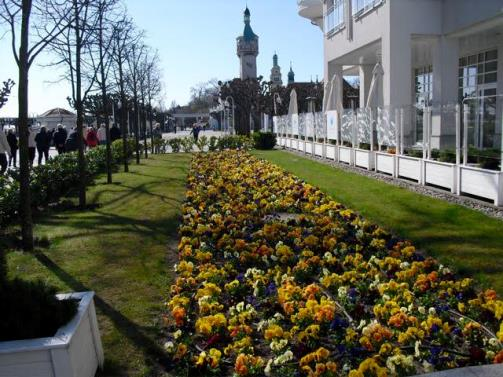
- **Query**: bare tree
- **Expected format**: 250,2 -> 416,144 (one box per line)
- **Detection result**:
143,50 -> 162,154
110,15 -> 138,172
125,39 -> 146,164
50,0 -> 101,208
0,0 -> 72,250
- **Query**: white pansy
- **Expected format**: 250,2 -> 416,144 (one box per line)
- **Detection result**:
338,286 -> 347,298
163,341 -> 175,352
418,306 -> 426,315
264,359 -> 273,376
173,330 -> 182,340
428,307 -> 436,316
414,341 -> 421,357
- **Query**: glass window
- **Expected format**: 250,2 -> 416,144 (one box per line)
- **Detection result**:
458,49 -> 498,101
325,0 -> 344,34
352,0 -> 382,16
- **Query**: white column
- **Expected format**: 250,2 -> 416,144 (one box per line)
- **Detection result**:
431,36 -> 459,149
382,28 -> 412,109
359,65 -> 374,108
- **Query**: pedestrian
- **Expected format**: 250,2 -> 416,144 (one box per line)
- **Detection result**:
65,128 -> 79,152
28,125 -> 37,167
190,123 -> 201,142
153,123 -> 162,154
97,123 -> 107,145
35,126 -> 52,165
110,123 -> 121,142
0,128 -> 11,174
7,129 -> 18,167
86,126 -> 99,148
53,124 -> 67,154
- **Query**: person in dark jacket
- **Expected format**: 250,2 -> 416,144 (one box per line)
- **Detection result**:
35,126 -> 52,165
7,129 -> 18,167
110,123 -> 121,142
65,129 -> 79,152
53,124 -> 67,154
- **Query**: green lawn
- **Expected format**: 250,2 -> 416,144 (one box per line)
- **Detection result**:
6,154 -> 191,377
253,150 -> 503,294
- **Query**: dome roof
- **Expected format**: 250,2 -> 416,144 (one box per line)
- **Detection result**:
40,108 -> 75,117
242,7 -> 258,41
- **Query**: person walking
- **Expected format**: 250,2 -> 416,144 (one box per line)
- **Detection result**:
97,123 -> 107,145
190,123 -> 201,142
86,126 -> 99,148
28,125 -> 37,167
0,128 -> 11,174
53,124 -> 67,154
110,123 -> 121,142
65,128 -> 79,152
7,129 -> 18,167
35,126 -> 52,165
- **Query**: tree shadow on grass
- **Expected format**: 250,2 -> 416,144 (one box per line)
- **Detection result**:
32,252 -> 173,375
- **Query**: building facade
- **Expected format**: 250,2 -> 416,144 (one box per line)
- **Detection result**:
298,0 -> 503,150
237,7 -> 259,80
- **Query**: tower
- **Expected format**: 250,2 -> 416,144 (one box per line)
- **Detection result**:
288,63 -> 295,85
237,7 -> 259,80
270,53 -> 283,88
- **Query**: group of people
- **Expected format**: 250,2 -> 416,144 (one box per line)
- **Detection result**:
0,122 -> 122,175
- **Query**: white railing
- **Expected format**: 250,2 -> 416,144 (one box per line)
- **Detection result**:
273,101 -> 503,206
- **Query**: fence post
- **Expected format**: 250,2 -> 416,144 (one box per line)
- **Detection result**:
427,107 -> 432,160
455,104 -> 461,195
400,108 -> 404,156
463,104 -> 469,165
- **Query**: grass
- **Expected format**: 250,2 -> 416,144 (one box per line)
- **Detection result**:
253,149 -> 503,294
6,154 -> 192,377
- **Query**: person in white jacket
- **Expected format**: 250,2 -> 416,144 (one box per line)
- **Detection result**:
28,125 -> 37,167
97,123 -> 107,145
0,129 -> 12,174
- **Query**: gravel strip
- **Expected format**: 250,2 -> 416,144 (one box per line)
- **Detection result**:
278,148 -> 503,221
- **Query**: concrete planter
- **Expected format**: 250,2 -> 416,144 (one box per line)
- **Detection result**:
416,364 -> 503,377
314,142 -> 324,157
305,141 -> 313,155
339,146 -> 353,164
424,160 -> 456,192
397,155 -> 422,182
459,165 -> 503,206
326,144 -> 337,160
354,149 -> 375,170
375,152 -> 396,176
0,292 -> 104,377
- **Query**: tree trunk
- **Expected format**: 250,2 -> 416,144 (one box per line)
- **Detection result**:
98,6 -> 112,184
74,0 -> 86,208
133,95 -> 140,164
118,55 -> 128,172
18,0 -> 34,251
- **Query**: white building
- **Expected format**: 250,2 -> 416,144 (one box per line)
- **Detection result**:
38,108 -> 77,131
298,0 -> 503,150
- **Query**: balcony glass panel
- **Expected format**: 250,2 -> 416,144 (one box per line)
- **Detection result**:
352,0 -> 383,16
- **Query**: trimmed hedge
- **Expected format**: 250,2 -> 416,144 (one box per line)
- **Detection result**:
252,132 -> 276,150
0,139 -> 136,229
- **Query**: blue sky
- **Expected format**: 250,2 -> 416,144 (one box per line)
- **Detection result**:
0,0 -> 323,117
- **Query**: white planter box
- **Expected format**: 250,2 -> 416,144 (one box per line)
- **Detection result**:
424,160 -> 456,192
314,143 -> 323,157
326,145 -> 336,160
296,139 -> 303,152
375,152 -> 396,176
339,146 -> 353,164
460,166 -> 503,206
397,155 -> 421,182
354,149 -> 375,170
305,141 -> 313,154
0,292 -> 104,377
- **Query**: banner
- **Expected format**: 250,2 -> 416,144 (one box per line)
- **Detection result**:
273,116 -> 278,133
305,113 -> 314,138
291,114 -> 299,136
326,110 -> 338,140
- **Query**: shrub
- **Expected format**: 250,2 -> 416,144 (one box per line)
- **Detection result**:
168,138 -> 182,153
252,132 -> 276,150
208,136 -> 218,151
195,135 -> 209,152
181,137 -> 194,153
0,278 -> 78,341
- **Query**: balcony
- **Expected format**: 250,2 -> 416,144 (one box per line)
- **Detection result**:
297,0 -> 324,29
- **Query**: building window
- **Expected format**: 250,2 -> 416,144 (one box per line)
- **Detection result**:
414,66 -> 433,143
458,49 -> 498,100
352,0 -> 383,16
458,49 -> 498,149
325,0 -> 344,35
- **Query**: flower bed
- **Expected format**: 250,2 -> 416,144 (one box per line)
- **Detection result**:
166,150 -> 503,377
